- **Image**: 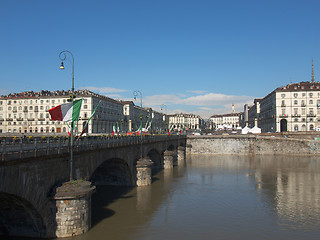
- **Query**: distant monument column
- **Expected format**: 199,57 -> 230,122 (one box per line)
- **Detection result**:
54,181 -> 95,238
136,156 -> 153,186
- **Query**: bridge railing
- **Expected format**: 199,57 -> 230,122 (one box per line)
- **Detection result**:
0,135 -> 185,162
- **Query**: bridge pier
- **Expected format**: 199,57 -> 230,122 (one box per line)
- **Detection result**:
177,146 -> 186,164
136,157 -> 153,186
54,181 -> 95,238
186,144 -> 192,155
164,150 -> 174,169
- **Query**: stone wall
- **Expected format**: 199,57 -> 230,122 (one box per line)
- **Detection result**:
187,135 -> 320,155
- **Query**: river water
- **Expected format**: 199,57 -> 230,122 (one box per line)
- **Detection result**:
6,154 -> 320,240
62,154 -> 320,240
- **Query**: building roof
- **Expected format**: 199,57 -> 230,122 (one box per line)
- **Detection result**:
210,112 -> 241,118
275,81 -> 320,92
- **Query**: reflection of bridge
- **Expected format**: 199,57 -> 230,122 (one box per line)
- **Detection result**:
0,135 -> 186,238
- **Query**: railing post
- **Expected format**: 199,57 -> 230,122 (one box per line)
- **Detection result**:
47,137 -> 50,155
2,138 -> 6,161
34,138 -> 37,158
19,138 -> 23,159
58,137 -> 61,154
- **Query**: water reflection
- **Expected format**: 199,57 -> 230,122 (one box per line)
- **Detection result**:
249,155 -> 320,231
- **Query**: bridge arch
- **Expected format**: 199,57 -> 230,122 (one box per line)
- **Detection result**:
90,158 -> 134,186
147,149 -> 162,172
167,144 -> 176,151
0,192 -> 47,238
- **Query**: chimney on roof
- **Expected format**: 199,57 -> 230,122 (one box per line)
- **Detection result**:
312,59 -> 315,83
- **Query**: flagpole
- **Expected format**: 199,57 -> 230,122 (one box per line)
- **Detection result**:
59,50 -> 75,181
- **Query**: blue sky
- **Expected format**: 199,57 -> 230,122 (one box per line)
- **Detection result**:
1,0 -> 320,118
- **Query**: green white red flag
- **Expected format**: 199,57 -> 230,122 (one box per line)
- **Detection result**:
137,122 -> 142,136
113,123 -> 116,136
49,99 -> 82,122
79,100 -> 101,137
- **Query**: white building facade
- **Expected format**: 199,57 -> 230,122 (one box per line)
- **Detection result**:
259,81 -> 320,132
168,113 -> 203,131
210,113 -> 241,130
210,105 -> 241,130
0,90 -> 166,135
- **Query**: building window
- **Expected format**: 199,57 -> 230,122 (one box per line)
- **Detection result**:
294,93 -> 298,98
309,93 -> 313,98
294,125 -> 299,131
281,94 -> 286,98
294,100 -> 298,105
310,108 -> 314,115
310,100 -> 313,104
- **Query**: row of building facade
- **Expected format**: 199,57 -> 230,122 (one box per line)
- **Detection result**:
2,78 -> 319,135
0,90 -> 167,135
210,79 -> 320,133
0,89 -> 205,135
244,80 -> 320,132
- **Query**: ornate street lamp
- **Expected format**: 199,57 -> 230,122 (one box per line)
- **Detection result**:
133,90 -> 142,108
59,50 -> 75,181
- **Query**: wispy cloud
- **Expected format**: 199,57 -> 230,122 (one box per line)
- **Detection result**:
186,90 -> 208,94
143,92 -> 254,118
144,94 -> 182,106
0,89 -> 9,95
80,86 -> 127,94
181,93 -> 251,106
79,86 -> 255,119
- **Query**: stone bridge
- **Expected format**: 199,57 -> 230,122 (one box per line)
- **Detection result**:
0,135 -> 186,238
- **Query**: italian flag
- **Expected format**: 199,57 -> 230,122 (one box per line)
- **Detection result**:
79,100 -> 101,137
49,99 -> 82,122
137,122 -> 142,136
113,123 -> 116,136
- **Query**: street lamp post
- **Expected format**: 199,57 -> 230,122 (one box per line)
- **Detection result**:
59,50 -> 75,181
160,104 -> 167,133
139,114 -> 143,159
133,90 -> 142,108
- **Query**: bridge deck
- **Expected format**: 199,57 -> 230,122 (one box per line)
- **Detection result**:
0,135 -> 185,162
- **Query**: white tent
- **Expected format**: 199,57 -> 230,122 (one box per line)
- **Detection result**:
249,126 -> 261,134
241,126 -> 250,134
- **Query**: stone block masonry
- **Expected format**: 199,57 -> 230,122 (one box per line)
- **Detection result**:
54,181 -> 95,238
187,135 -> 320,155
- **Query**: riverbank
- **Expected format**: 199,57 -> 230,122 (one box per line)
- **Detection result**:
187,135 -> 320,155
